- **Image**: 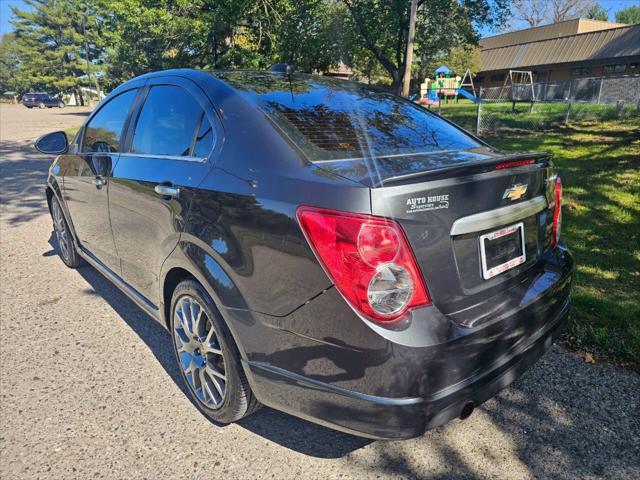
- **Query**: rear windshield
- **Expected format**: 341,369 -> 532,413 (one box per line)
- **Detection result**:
222,73 -> 480,162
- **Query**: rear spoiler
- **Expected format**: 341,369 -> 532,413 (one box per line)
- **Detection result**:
379,152 -> 552,187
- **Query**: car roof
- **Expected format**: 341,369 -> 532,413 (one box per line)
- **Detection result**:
119,68 -> 383,101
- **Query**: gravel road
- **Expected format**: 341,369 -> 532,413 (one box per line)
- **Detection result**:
1,103 -> 639,479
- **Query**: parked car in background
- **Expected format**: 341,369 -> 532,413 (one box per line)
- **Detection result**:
22,92 -> 65,109
35,69 -> 572,439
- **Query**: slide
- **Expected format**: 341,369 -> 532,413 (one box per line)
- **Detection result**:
457,89 -> 481,103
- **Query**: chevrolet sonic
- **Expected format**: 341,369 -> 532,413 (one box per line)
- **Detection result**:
37,69 -> 573,439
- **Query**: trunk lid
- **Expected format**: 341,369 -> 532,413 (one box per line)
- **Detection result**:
369,151 -> 555,323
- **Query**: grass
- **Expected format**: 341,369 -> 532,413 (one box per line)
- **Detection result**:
485,118 -> 640,367
64,126 -> 80,141
426,100 -> 478,132
436,100 -> 640,134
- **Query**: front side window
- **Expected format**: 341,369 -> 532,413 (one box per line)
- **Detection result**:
131,86 -> 203,157
83,89 -> 137,153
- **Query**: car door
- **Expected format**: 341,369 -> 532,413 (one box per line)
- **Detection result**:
108,77 -> 218,306
60,87 -> 140,272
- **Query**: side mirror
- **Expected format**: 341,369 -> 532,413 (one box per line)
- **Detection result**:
35,131 -> 69,155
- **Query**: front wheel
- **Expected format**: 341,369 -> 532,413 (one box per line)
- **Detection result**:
51,197 -> 84,268
38,102 -> 45,109
170,279 -> 260,424
58,102 -> 65,108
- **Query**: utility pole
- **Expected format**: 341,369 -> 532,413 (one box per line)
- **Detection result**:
401,0 -> 418,99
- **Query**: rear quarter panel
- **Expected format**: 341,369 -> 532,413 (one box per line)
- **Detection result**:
178,77 -> 371,316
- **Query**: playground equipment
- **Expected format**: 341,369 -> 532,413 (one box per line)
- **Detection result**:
419,66 -> 480,105
459,69 -> 476,96
499,70 -> 536,111
457,89 -> 480,103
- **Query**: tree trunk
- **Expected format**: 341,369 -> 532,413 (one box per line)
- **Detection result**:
94,76 -> 102,101
401,0 -> 418,99
391,70 -> 402,94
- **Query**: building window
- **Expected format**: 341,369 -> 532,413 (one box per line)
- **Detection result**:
629,63 -> 638,71
490,73 -> 505,82
603,64 -> 626,74
475,76 -> 485,83
571,67 -> 591,76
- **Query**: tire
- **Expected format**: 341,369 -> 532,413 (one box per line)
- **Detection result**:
58,102 -> 65,108
38,102 -> 45,109
170,279 -> 260,424
50,197 -> 84,268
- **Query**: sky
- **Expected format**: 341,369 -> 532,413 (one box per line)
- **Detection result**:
1,0 -> 28,36
1,0 -> 638,37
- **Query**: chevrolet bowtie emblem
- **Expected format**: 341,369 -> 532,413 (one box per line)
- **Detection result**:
503,184 -> 528,201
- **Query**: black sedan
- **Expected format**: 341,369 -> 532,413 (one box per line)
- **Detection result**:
36,69 -> 572,439
22,92 -> 65,108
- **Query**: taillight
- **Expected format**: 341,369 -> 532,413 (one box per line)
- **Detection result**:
296,206 -> 430,324
495,159 -> 535,170
550,176 -> 563,247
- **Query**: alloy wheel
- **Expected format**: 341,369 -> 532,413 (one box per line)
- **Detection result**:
52,200 -> 70,262
173,295 -> 227,409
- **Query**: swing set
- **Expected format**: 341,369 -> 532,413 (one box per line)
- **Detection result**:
499,70 -> 536,111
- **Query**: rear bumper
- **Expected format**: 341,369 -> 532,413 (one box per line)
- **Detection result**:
244,297 -> 569,439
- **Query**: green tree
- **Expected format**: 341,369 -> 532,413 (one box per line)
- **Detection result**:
615,6 -> 640,25
270,0 -> 347,73
586,3 -> 608,21
10,0 -> 106,103
341,0 -> 509,94
0,33 -> 25,100
101,0 -> 345,85
419,43 -> 480,81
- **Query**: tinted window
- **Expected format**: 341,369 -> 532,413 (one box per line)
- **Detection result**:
131,86 -> 202,157
83,89 -> 137,153
224,73 -> 480,162
193,114 -> 214,158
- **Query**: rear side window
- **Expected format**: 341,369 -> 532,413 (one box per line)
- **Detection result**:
131,86 -> 205,157
83,89 -> 137,153
193,114 -> 214,158
245,79 -> 480,161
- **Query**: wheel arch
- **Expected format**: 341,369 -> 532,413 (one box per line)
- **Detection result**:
159,239 -> 252,357
45,180 -> 79,243
45,185 -> 54,213
162,266 -> 193,330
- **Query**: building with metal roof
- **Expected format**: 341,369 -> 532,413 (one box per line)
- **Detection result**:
477,19 -> 640,87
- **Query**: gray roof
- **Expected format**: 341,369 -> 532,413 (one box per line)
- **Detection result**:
480,19 -> 627,50
480,24 -> 640,72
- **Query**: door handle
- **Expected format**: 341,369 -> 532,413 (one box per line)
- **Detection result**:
93,176 -> 106,187
154,184 -> 180,198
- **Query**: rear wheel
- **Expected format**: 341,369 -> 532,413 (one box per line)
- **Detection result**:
51,197 -> 84,268
170,279 -> 260,423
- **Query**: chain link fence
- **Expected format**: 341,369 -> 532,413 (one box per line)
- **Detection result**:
474,75 -> 640,135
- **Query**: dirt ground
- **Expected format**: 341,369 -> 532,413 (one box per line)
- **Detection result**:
1,103 -> 639,479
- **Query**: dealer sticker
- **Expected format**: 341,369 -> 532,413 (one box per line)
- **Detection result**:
406,194 -> 450,214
